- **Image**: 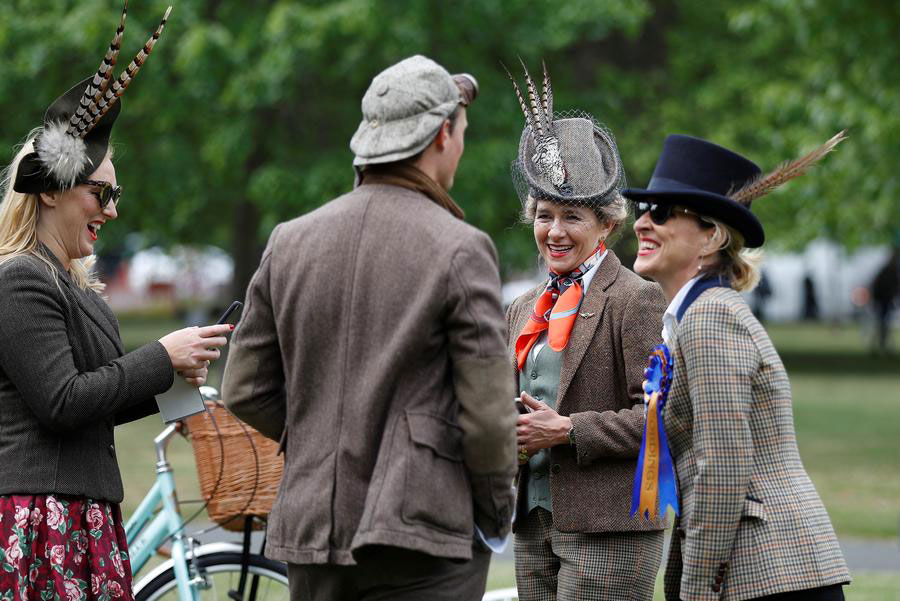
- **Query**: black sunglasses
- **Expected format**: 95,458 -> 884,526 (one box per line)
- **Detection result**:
84,179 -> 122,210
633,201 -> 710,227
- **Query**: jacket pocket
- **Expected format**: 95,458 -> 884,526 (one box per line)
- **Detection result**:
741,496 -> 768,522
401,411 -> 472,535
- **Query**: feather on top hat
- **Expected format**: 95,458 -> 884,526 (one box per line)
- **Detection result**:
13,2 -> 172,194
622,132 -> 846,248
507,60 -> 625,213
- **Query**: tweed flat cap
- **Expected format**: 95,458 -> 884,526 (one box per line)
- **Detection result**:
351,55 -> 474,166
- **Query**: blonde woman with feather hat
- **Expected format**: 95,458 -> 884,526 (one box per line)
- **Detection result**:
504,61 -> 668,601
624,133 -> 851,600
0,5 -> 231,597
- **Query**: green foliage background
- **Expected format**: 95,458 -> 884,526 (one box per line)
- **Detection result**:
1,0 -> 897,293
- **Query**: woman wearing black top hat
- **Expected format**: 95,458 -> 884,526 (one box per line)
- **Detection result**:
0,5 -> 231,598
623,134 -> 851,600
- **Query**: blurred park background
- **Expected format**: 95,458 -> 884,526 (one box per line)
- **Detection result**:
2,0 -> 898,599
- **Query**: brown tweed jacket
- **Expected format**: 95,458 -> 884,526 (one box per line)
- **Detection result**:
663,287 -> 850,601
506,251 -> 668,533
223,183 -> 518,566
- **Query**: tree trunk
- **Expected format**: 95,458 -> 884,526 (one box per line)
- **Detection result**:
230,196 -> 263,303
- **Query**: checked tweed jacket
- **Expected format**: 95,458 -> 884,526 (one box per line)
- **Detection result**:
663,287 -> 850,601
506,251 -> 668,534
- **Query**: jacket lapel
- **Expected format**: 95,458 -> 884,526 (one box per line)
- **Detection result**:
557,252 -> 620,406
42,246 -> 124,355
509,284 -> 544,373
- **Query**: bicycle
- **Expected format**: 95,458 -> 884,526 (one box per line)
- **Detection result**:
125,386 -> 288,600
123,386 -> 520,600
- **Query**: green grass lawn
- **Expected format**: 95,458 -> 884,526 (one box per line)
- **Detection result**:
792,372 -> 900,539
768,323 -> 900,539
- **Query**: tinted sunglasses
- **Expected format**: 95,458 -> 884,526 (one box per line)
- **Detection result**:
84,179 -> 122,210
633,201 -> 710,226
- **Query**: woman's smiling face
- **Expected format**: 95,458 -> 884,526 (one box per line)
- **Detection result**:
533,199 -> 611,274
632,200 -> 712,299
39,157 -> 118,265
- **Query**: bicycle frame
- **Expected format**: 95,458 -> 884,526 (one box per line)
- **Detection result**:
124,424 -> 198,601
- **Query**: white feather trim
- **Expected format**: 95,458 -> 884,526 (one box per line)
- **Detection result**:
35,121 -> 90,189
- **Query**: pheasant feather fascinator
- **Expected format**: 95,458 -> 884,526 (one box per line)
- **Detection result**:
14,2 -> 173,194
506,60 -> 625,215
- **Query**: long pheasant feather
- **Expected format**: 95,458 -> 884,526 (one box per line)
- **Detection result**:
80,5 -> 172,137
502,61 -> 537,144
68,1 -> 128,134
730,131 -> 847,206
542,60 -> 553,122
519,58 -> 545,137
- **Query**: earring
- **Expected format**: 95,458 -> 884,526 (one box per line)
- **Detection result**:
697,256 -> 704,273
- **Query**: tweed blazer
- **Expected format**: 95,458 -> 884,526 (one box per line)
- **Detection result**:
663,287 -> 850,601
506,251 -> 668,533
223,183 -> 518,566
0,249 -> 174,503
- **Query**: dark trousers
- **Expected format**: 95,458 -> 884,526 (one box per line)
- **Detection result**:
287,545 -> 492,601
748,584 -> 845,601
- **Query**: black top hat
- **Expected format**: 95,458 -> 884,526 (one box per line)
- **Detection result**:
622,135 -> 765,247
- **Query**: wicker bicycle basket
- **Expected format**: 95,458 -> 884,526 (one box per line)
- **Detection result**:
186,402 -> 284,531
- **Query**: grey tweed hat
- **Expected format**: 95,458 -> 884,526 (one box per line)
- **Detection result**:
351,55 -> 475,167
507,61 -> 624,214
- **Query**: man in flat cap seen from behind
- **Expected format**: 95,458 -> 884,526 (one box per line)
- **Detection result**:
222,55 -> 518,601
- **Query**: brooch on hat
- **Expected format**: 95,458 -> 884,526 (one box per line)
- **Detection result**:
505,60 -> 573,196
14,1 -> 172,194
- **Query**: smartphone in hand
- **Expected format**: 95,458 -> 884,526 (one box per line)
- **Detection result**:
216,301 -> 243,325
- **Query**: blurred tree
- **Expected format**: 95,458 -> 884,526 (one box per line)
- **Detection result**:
0,0 -> 896,299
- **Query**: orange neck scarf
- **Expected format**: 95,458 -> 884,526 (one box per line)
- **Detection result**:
515,243 -> 606,370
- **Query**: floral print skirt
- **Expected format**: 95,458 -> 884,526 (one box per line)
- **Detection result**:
0,494 -> 133,601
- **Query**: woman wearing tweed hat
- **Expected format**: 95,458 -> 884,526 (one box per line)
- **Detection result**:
504,62 -> 668,601
0,5 -> 231,598
625,133 -> 850,600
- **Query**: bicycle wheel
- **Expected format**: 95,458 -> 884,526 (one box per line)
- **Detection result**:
134,551 -> 289,601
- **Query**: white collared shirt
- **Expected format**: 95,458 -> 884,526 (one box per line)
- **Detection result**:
662,275 -> 702,345
529,250 -> 607,359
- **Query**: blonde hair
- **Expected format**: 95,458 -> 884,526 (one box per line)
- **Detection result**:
701,217 -> 762,292
0,132 -> 104,292
522,191 -> 629,239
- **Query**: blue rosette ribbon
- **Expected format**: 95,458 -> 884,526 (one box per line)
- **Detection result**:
631,344 -> 679,519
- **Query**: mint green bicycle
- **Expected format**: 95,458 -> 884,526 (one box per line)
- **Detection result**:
126,386 -> 288,600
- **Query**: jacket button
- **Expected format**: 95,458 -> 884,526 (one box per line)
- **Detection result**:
551,464 -> 561,474
108,444 -> 115,457
719,562 -> 729,569
712,583 -> 721,593
715,576 -> 723,584
530,372 -> 538,379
